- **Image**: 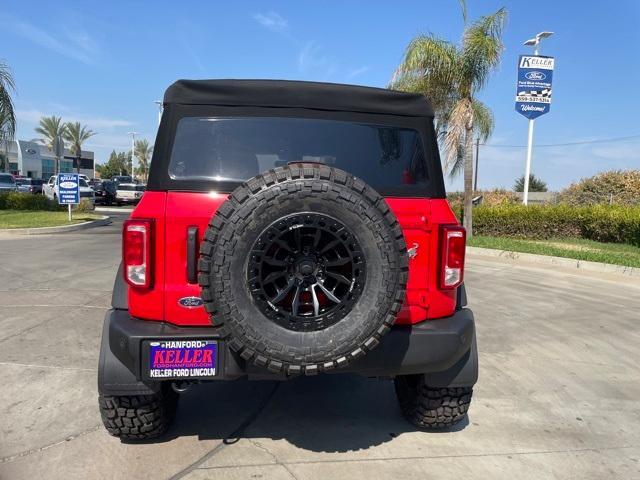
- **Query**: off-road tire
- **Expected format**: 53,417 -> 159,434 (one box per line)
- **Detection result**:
394,374 -> 472,429
198,163 -> 408,376
98,388 -> 178,440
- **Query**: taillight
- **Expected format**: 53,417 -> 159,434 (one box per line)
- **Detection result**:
439,225 -> 466,290
123,219 -> 154,289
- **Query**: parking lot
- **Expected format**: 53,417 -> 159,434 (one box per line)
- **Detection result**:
1,215 -> 639,479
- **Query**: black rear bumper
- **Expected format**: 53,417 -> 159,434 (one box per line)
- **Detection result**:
99,308 -> 477,395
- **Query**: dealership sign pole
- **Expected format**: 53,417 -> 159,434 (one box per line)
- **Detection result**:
516,32 -> 554,205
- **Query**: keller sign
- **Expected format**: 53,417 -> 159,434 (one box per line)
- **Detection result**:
57,173 -> 80,205
515,55 -> 555,119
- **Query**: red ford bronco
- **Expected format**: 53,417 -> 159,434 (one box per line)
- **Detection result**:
98,80 -> 477,439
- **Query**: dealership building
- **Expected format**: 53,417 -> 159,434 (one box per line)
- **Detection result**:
1,139 -> 95,180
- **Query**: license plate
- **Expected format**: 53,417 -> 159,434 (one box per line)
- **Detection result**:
147,340 -> 217,379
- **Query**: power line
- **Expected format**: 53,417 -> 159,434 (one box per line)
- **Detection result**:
481,134 -> 640,148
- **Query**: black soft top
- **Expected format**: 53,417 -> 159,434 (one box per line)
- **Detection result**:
163,79 -> 434,118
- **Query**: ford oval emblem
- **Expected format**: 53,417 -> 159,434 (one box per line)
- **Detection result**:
178,296 -> 204,308
525,71 -> 546,81
26,148 -> 37,155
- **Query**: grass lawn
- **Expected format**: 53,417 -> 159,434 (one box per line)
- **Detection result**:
468,236 -> 640,268
0,210 -> 101,229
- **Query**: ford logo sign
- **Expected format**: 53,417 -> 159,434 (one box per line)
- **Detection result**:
178,296 -> 204,308
26,148 -> 37,155
525,71 -> 546,81
59,181 -> 78,189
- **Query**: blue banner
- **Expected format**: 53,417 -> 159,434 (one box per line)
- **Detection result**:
515,55 -> 554,120
58,173 -> 80,205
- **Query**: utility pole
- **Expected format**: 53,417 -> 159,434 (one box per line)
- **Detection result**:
521,31 -> 554,205
473,137 -> 480,191
128,131 -> 138,180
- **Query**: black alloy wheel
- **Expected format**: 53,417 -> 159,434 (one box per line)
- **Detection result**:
247,212 -> 366,331
248,212 -> 366,332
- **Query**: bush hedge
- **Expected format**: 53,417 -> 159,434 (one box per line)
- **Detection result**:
558,169 -> 640,206
473,204 -> 640,247
0,192 -> 64,211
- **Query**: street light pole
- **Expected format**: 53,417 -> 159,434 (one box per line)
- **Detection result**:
154,101 -> 163,126
522,31 -> 553,205
128,131 -> 138,180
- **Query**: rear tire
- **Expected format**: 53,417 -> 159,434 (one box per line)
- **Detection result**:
394,374 -> 472,429
98,388 -> 178,440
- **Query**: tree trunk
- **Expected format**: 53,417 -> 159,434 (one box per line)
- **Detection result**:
463,127 -> 474,237
76,151 -> 81,174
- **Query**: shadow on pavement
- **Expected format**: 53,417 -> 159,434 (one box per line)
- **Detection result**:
128,373 -> 469,452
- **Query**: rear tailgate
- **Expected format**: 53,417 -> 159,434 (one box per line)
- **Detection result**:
163,192 -> 227,325
156,194 -> 457,326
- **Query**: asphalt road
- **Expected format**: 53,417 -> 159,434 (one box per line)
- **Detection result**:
1,215 -> 639,479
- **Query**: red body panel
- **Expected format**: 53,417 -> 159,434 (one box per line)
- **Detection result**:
128,192 -> 166,321
163,192 -> 227,326
127,193 -> 461,326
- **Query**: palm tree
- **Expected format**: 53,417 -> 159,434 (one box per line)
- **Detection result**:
134,139 -> 153,182
0,61 -> 17,173
64,122 -> 96,174
35,116 -> 67,175
391,7 -> 507,236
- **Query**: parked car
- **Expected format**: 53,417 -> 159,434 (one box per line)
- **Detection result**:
15,178 -> 45,194
88,178 -> 102,188
114,183 -> 145,206
98,80 -> 475,440
43,174 -> 95,204
93,180 -> 118,205
111,175 -> 134,185
0,173 -> 17,193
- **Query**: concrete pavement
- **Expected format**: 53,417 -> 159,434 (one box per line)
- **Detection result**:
0,220 -> 639,479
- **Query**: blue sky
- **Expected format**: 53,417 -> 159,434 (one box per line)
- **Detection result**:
1,0 -> 639,191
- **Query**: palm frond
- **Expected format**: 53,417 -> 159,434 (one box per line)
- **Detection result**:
461,7 -> 507,92
0,61 -> 17,141
442,98 -> 473,177
134,139 -> 153,164
391,35 -> 460,87
35,116 -> 66,150
471,99 -> 494,142
63,121 -> 96,156
458,0 -> 468,23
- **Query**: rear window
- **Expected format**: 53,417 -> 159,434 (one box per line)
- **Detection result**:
0,174 -> 15,184
168,117 -> 429,190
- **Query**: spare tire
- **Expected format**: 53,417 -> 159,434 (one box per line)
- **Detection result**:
198,163 -> 408,375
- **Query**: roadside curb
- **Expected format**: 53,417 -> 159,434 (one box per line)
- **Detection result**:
0,215 -> 112,235
95,207 -> 134,214
467,246 -> 640,278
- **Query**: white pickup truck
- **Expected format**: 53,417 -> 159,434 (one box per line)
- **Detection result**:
43,174 -> 95,204
114,182 -> 145,206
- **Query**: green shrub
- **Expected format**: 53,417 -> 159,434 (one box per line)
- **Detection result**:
0,192 -> 64,211
558,169 -> 640,206
473,204 -> 640,247
73,198 -> 95,213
